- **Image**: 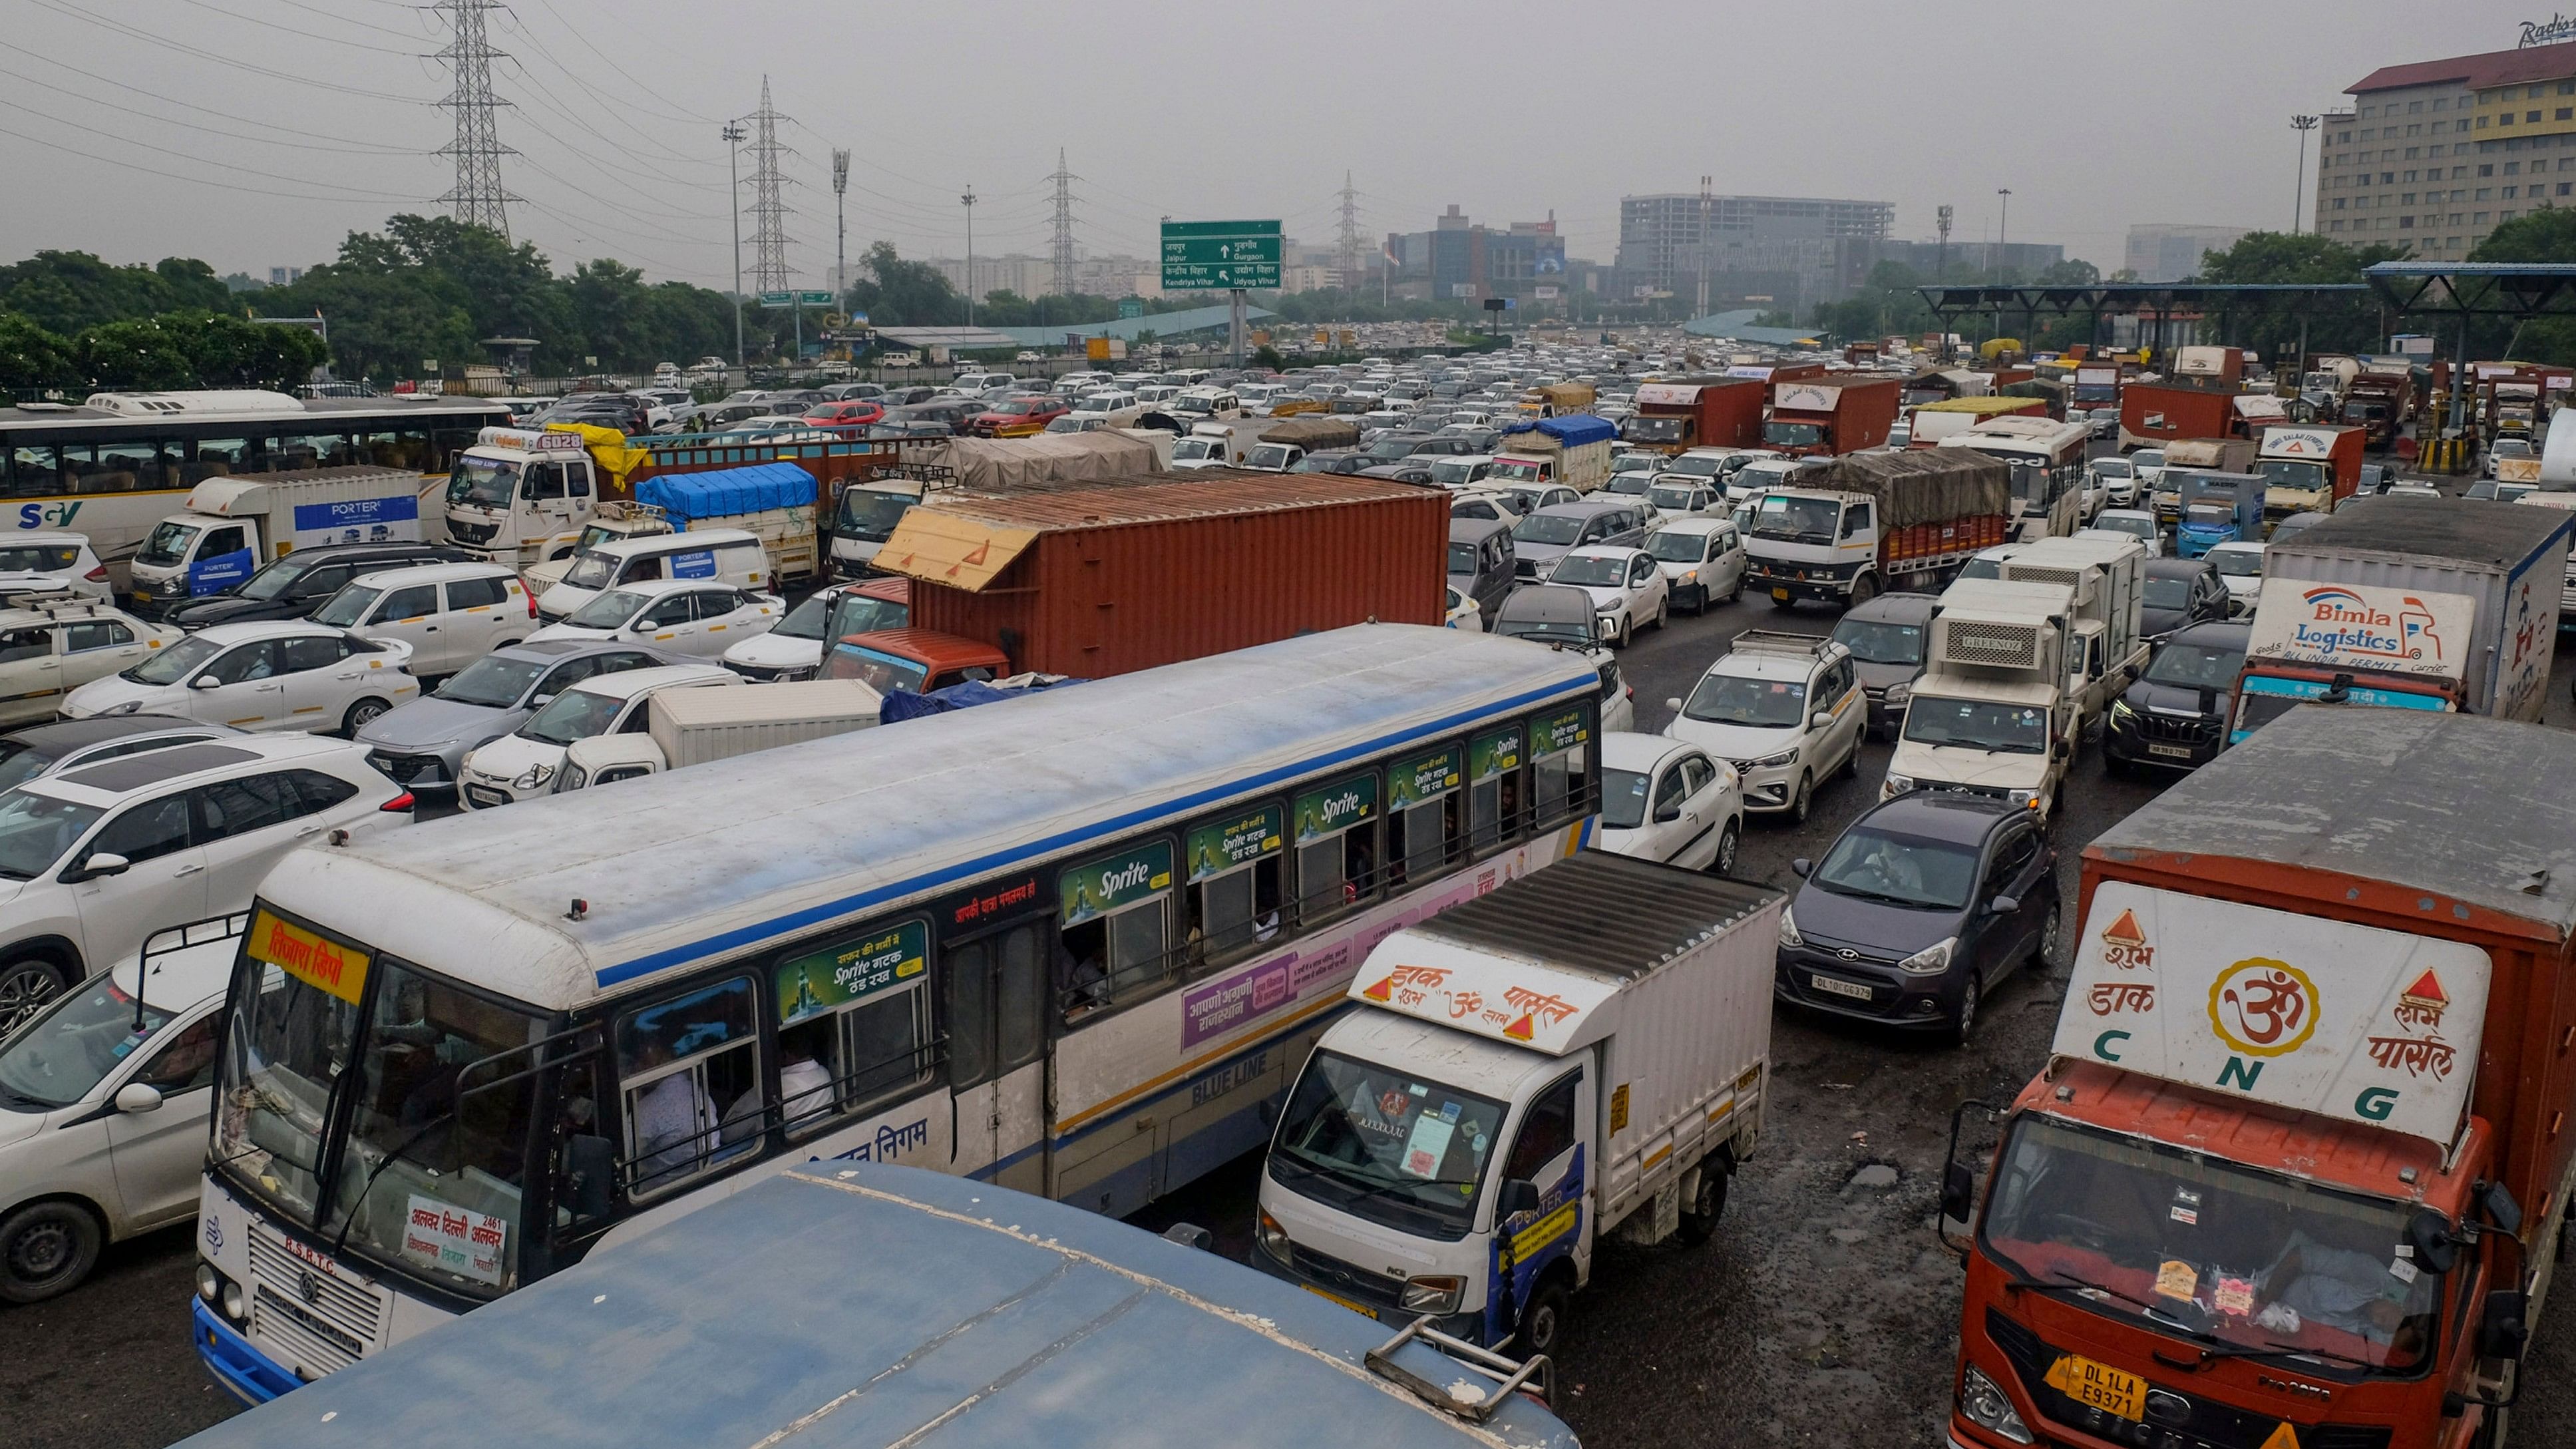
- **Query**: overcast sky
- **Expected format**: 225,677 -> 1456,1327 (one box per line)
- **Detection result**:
0,0 -> 2543,288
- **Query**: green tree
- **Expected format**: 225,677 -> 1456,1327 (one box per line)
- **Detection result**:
2036,258 -> 2102,286
0,313 -> 74,391
2187,230 -> 2405,359
2466,208 -> 2576,363
159,311 -> 329,389
0,250 -> 213,333
76,317 -> 197,389
841,243 -> 965,327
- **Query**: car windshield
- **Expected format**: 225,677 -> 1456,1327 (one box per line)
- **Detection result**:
123,632 -> 222,686
2144,641 -> 2247,690
2133,451 -> 2165,471
212,915 -> 544,1299
311,584 -> 380,628
1429,459 -> 1481,485
134,520 -> 199,568
1267,1050 -> 1506,1243
1682,672 -> 1806,727
1662,455 -> 1725,478
835,489 -> 916,541
1982,1115 -> 2438,1374
2143,578 -> 2193,609
1646,530 -> 1711,564
236,553 -> 323,602
1446,541 -> 1480,574
1549,554 -> 1628,586
1811,825 -> 1979,909
0,788 -> 99,881
1513,513 -> 1586,546
2211,550 -> 2264,578
2093,459 -> 2131,478
566,589 -> 648,630
1648,485 -> 1700,510
1831,618 -> 1925,666
2100,517 -> 2153,541
0,741 -> 61,795
560,550 -> 619,591
1600,766 -> 1654,829
446,455 -> 520,508
822,644 -> 932,694
1753,495 -> 1841,542
1604,474 -> 1652,496
434,653 -> 547,709
0,969 -> 190,1109
1902,698 -> 2049,753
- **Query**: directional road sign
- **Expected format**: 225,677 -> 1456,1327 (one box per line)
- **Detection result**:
759,290 -> 834,308
1161,219 -> 1281,290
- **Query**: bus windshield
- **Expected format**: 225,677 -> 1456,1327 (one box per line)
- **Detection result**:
213,911 -> 548,1298
447,456 -> 520,509
1982,1114 -> 2439,1374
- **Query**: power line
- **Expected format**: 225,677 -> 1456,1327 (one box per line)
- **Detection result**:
524,0 -> 716,124
745,77 -> 795,292
490,4 -> 730,141
432,0 -> 517,236
266,0 -> 429,41
0,60 -> 421,156
176,0 -> 421,55
0,95 -> 420,196
0,116 -> 405,204
0,45 -> 419,148
27,0 -> 434,101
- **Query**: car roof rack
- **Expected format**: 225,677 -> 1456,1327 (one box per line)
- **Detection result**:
3,588 -> 102,617
1728,628 -> 1836,660
1363,1313 -> 1556,1424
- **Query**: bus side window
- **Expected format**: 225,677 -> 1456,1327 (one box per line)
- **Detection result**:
1385,745 -> 1463,889
1183,804 -> 1284,971
771,923 -> 936,1136
1529,704 -> 1595,829
613,977 -> 761,1198
1467,724 -> 1525,853
1057,839 -> 1176,1020
1291,771 -> 1380,923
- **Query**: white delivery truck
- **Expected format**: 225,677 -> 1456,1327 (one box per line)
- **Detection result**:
1881,576 -> 2081,820
1255,853 -> 1780,1356
554,676 -> 882,790
442,425 -> 618,570
521,463 -> 819,595
1994,530 -> 2147,728
125,465 -> 429,609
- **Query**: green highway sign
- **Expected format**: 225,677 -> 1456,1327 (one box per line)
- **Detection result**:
1161,219 -> 1281,290
758,290 -> 834,308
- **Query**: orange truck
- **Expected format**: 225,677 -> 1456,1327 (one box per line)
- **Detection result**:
2254,423 -> 2368,520
1765,375 -> 1900,455
1940,706 -> 2575,1449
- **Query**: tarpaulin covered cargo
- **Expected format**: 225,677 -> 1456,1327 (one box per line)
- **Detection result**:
632,461 -> 816,522
1501,413 -> 1617,449
1255,415 -> 1362,449
876,673 -> 1083,722
1802,449 -> 2011,528
902,432 -> 1166,493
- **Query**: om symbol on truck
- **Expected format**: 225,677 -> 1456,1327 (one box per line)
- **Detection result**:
2207,958 -> 2320,1058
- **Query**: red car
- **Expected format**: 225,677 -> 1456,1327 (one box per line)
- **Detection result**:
967,395 -> 1070,437
805,399 -> 886,432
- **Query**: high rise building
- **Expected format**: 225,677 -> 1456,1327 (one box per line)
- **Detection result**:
2123,224 -> 2249,282
1381,207 -> 1566,305
2322,39 -> 2576,260
1614,193 -> 1892,308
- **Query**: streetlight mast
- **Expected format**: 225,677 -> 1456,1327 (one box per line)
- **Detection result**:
2291,115 -> 2320,233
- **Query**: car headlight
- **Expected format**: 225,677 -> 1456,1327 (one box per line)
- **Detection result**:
1679,569 -> 1698,584
1777,903 -> 1803,948
1958,1364 -> 2032,1444
2108,698 -> 2136,724
106,699 -> 145,716
2008,789 -> 2040,811
1596,611 -> 1618,630
1749,748 -> 1799,769
1897,936 -> 1956,975
514,762 -> 556,790
1399,1275 -> 1465,1315
1884,772 -> 1914,795
1256,1209 -> 1292,1266
1883,682 -> 1911,706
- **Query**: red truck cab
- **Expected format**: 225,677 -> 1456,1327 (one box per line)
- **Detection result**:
1943,708 -> 2570,1449
820,626 -> 1009,694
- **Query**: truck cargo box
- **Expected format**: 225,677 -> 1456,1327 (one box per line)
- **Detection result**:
1803,449 -> 2012,527
645,677 -> 882,769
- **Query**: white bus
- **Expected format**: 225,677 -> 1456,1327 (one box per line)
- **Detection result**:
0,390 -> 510,577
1937,415 -> 2091,536
194,624 -> 1604,1402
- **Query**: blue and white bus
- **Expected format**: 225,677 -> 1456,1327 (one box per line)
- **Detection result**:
194,624 -> 1604,1401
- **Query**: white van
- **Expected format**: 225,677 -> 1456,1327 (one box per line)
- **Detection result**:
455,663 -> 737,807
309,562 -> 532,679
533,528 -> 768,625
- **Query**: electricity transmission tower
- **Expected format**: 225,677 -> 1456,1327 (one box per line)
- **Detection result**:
1047,150 -> 1077,299
1336,173 -> 1362,292
745,77 -> 796,294
432,0 -> 516,236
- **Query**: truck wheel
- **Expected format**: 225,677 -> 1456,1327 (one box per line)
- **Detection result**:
1675,1160 -> 1731,1247
0,1199 -> 102,1305
1515,1276 -> 1572,1357
0,954 -> 69,1034
1946,975 -> 1981,1046
1848,574 -> 1879,606
341,698 -> 392,736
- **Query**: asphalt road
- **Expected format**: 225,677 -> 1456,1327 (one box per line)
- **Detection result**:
9,518 -> 2574,1449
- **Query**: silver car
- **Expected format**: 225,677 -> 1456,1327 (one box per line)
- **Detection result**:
355,638 -> 671,795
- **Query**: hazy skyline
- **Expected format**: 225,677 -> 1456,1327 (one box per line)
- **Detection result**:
0,1 -> 2545,289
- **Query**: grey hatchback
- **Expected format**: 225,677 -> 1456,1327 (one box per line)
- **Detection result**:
1510,497 -> 1652,582
355,638 -> 669,793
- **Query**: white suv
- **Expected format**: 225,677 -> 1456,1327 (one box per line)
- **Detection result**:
307,562 -> 532,679
1662,630 -> 1865,824
0,735 -> 406,1024
0,597 -> 183,727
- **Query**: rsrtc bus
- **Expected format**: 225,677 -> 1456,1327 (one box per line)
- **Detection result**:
194,624 -> 1604,1402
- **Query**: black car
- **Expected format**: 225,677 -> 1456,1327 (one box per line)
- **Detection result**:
1776,792 -> 2059,1042
2139,555 -> 2231,637
892,401 -> 975,434
2102,620 -> 2250,776
156,541 -> 477,626
1829,593 -> 1935,739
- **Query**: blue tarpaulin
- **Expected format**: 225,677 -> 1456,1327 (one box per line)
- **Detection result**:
634,461 -> 815,524
878,676 -> 1083,723
1501,413 -> 1616,448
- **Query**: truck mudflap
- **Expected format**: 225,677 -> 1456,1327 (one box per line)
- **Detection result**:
1483,1147 -> 1584,1346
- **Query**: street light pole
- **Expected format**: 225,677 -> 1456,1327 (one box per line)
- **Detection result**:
2291,115 -> 2320,233
961,186 -> 978,329
1996,188 -> 2011,268
723,121 -> 746,371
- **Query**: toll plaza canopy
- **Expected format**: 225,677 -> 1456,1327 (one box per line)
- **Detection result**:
2363,262 -> 2576,317
1915,282 -> 2369,321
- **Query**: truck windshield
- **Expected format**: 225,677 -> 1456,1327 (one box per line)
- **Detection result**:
823,644 -> 930,695
1246,445 -> 1294,470
1488,460 -> 1545,484
1172,439 -> 1218,461
1981,1115 -> 2440,1374
1268,1049 -> 1507,1242
1624,416 -> 1684,443
135,520 -> 200,568
2256,459 -> 2328,491
826,592 -> 906,640
1901,698 -> 2048,753
447,455 -> 520,509
1751,495 -> 1841,542
1762,421 -> 1824,448
1682,673 -> 1806,727
213,911 -> 547,1300
836,489 -> 916,542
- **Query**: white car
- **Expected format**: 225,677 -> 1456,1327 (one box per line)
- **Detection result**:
1596,731 -> 1744,876
2088,456 -> 2139,507
2386,481 -> 2444,499
0,533 -> 110,603
1443,585 -> 1483,632
456,662 -> 737,808
1644,479 -> 1722,521
60,620 -> 419,735
0,598 -> 184,728
2085,509 -> 2163,558
2205,540 -> 2266,612
719,580 -> 904,682
307,562 -> 532,680
527,577 -> 780,660
1643,518 -> 1748,614
0,733 -> 408,1024
0,914 -> 240,1301
1663,631 -> 1865,824
1545,545 -> 1668,647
